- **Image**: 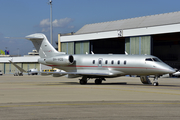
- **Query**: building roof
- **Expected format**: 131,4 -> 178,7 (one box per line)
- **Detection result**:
76,11 -> 180,35
0,56 -> 40,63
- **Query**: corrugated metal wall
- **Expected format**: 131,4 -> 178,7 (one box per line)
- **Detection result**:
75,41 -> 89,54
125,38 -> 130,54
125,36 -> 151,55
0,63 -> 4,74
0,62 -> 40,74
61,41 -> 90,54
141,36 -> 151,55
61,42 -> 74,54
130,37 -> 139,55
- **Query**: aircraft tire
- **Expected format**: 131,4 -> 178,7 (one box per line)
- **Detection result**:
95,79 -> 102,84
80,80 -> 87,85
153,82 -> 159,86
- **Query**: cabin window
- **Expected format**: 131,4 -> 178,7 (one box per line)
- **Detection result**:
92,60 -> 95,64
111,60 -> 114,64
117,60 -> 120,65
124,60 -> 126,65
145,58 -> 153,61
105,60 -> 108,64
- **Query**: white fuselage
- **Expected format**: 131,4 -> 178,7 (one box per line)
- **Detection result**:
39,54 -> 175,78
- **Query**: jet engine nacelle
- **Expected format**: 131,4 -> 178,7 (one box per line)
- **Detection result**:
38,55 -> 74,66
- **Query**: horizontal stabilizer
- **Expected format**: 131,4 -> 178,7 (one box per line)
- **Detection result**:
25,34 -> 44,40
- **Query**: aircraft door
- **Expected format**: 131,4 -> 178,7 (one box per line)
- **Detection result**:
98,58 -> 103,67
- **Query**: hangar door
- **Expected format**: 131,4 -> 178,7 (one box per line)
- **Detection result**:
61,41 -> 90,54
90,38 -> 125,54
152,32 -> 180,69
75,41 -> 89,54
61,42 -> 74,54
125,36 -> 151,55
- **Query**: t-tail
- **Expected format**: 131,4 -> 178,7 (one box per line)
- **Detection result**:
26,33 -> 65,58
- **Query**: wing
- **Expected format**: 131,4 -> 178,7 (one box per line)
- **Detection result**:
40,71 -> 109,76
39,70 -> 124,77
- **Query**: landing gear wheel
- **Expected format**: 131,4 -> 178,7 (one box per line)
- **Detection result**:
79,76 -> 88,85
153,82 -> 159,86
80,80 -> 87,85
153,76 -> 159,86
95,79 -> 102,84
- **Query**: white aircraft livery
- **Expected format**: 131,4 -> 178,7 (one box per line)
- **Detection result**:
26,33 -> 175,86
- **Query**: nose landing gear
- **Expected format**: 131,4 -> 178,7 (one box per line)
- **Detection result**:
140,76 -> 159,86
153,76 -> 159,86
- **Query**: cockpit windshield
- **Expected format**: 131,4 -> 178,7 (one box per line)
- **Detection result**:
145,58 -> 153,61
145,58 -> 161,62
152,58 -> 161,62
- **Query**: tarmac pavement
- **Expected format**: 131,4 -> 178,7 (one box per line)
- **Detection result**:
0,75 -> 180,120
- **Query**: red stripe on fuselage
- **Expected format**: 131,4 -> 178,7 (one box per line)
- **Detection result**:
47,65 -> 167,71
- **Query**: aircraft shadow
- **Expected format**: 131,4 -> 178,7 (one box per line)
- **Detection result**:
38,82 -> 180,87
63,82 -> 127,85
64,82 -> 180,87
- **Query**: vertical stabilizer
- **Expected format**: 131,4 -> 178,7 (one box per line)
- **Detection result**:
26,33 -> 65,58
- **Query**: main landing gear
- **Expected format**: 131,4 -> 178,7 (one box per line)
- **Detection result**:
79,76 -> 88,85
79,76 -> 106,85
95,78 -> 106,84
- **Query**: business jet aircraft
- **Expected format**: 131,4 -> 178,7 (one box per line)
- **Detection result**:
26,33 -> 175,86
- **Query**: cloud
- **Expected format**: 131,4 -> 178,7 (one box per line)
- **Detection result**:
68,25 -> 75,29
42,27 -> 50,32
39,18 -> 74,32
40,19 -> 50,27
53,18 -> 73,27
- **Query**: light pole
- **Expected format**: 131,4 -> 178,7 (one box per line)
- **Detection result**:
48,0 -> 53,45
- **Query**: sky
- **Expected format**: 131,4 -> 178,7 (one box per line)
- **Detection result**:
0,0 -> 180,55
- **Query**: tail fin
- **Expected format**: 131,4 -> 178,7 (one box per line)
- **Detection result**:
26,33 -> 65,58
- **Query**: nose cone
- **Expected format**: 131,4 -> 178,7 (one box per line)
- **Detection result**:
159,63 -> 176,74
168,67 -> 176,74
162,64 -> 176,74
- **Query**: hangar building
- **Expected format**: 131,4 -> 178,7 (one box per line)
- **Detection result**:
0,56 -> 40,74
0,55 -> 50,75
58,11 -> 180,69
